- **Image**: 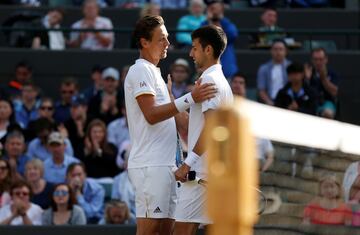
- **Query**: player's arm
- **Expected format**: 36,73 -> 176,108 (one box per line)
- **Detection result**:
136,82 -> 216,125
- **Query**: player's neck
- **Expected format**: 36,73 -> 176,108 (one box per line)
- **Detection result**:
201,59 -> 220,72
139,51 -> 160,66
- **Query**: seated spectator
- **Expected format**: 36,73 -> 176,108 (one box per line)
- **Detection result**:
176,0 -> 206,49
80,119 -> 119,178
98,200 -> 133,225
13,0 -> 47,6
115,0 -> 145,8
0,98 -> 22,145
140,2 -> 161,18
81,65 -> 104,103
26,118 -> 74,161
201,0 -> 238,78
64,95 -> 90,158
87,67 -> 123,124
230,73 -> 275,172
72,0 -> 113,7
343,161 -> 360,226
303,173 -> 352,225
32,8 -> 65,50
68,0 -> 114,50
275,62 -> 318,115
25,159 -> 54,210
169,58 -> 192,98
0,180 -> 43,225
111,144 -> 135,222
257,39 -> 291,105
3,131 -> 30,177
0,160 -> 12,208
43,132 -> 79,184
256,8 -> 286,45
304,48 -> 339,119
13,82 -> 40,129
42,183 -> 86,225
54,78 -> 79,124
3,61 -> 33,101
26,97 -> 55,141
107,106 -> 129,153
151,0 -> 186,9
66,162 -> 105,223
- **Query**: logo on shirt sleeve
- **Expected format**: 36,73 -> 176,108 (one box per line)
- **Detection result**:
140,81 -> 147,88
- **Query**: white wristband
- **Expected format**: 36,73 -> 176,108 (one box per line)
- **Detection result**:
174,92 -> 194,113
184,152 -> 201,167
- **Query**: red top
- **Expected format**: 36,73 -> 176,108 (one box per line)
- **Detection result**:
304,202 -> 352,225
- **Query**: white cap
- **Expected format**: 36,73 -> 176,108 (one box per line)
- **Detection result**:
102,67 -> 119,81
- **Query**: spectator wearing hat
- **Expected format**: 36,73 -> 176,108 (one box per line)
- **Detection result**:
87,67 -> 124,124
81,65 -> 104,103
170,58 -> 192,99
64,94 -> 90,159
54,78 -> 79,124
43,132 -> 79,184
176,0 -> 206,49
201,0 -> 238,78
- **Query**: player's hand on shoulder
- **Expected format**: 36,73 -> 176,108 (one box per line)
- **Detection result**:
191,77 -> 217,103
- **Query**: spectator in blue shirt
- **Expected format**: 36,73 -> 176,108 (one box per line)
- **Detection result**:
176,0 -> 206,49
54,78 -> 79,124
201,0 -> 238,78
43,132 -> 79,184
26,118 -> 74,161
3,131 -> 30,177
13,82 -> 40,129
66,162 -> 105,224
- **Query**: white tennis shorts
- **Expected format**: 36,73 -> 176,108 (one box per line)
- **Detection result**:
175,180 -> 211,224
128,166 -> 177,219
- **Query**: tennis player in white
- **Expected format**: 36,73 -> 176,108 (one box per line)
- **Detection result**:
124,16 -> 217,235
174,25 -> 234,235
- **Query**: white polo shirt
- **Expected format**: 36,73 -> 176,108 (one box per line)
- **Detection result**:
124,59 -> 177,169
188,64 -> 233,178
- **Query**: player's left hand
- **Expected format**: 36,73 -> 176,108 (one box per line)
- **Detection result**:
175,164 -> 191,182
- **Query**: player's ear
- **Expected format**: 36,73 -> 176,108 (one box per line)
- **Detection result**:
140,38 -> 149,48
205,45 -> 213,56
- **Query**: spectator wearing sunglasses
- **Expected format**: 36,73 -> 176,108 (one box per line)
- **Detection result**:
54,78 -> 79,124
0,180 -> 43,225
42,183 -> 86,225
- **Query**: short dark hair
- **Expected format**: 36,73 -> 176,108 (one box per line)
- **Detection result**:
191,25 -> 227,59
15,61 -> 32,72
286,62 -> 304,74
50,183 -> 76,211
10,180 -> 33,198
271,39 -> 287,49
66,162 -> 87,176
133,15 -> 164,49
231,72 -> 246,84
311,47 -> 327,57
61,77 -> 78,89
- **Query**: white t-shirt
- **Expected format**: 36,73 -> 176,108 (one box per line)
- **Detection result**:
0,203 -> 43,225
256,138 -> 274,160
270,64 -> 283,99
125,59 -> 177,168
188,64 -> 234,178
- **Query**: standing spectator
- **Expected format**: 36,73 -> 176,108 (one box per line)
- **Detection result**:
43,132 -> 79,184
42,183 -> 86,225
303,174 -> 352,225
69,0 -> 114,50
257,8 -> 286,45
87,67 -> 123,124
98,200 -> 133,225
64,95 -> 90,158
13,82 -> 40,129
26,97 -> 55,141
176,0 -> 206,49
257,39 -> 291,105
66,162 -> 105,223
4,61 -> 33,101
54,78 -> 79,124
26,118 -> 74,161
32,8 -> 66,50
201,0 -> 238,78
80,119 -> 119,178
0,180 -> 43,225
3,131 -> 30,177
25,159 -> 54,210
81,65 -> 104,103
0,159 -> 12,208
275,62 -> 318,115
169,58 -> 192,98
305,48 -> 339,119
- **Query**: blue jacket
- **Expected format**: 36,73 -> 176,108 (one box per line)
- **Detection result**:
201,17 -> 238,78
